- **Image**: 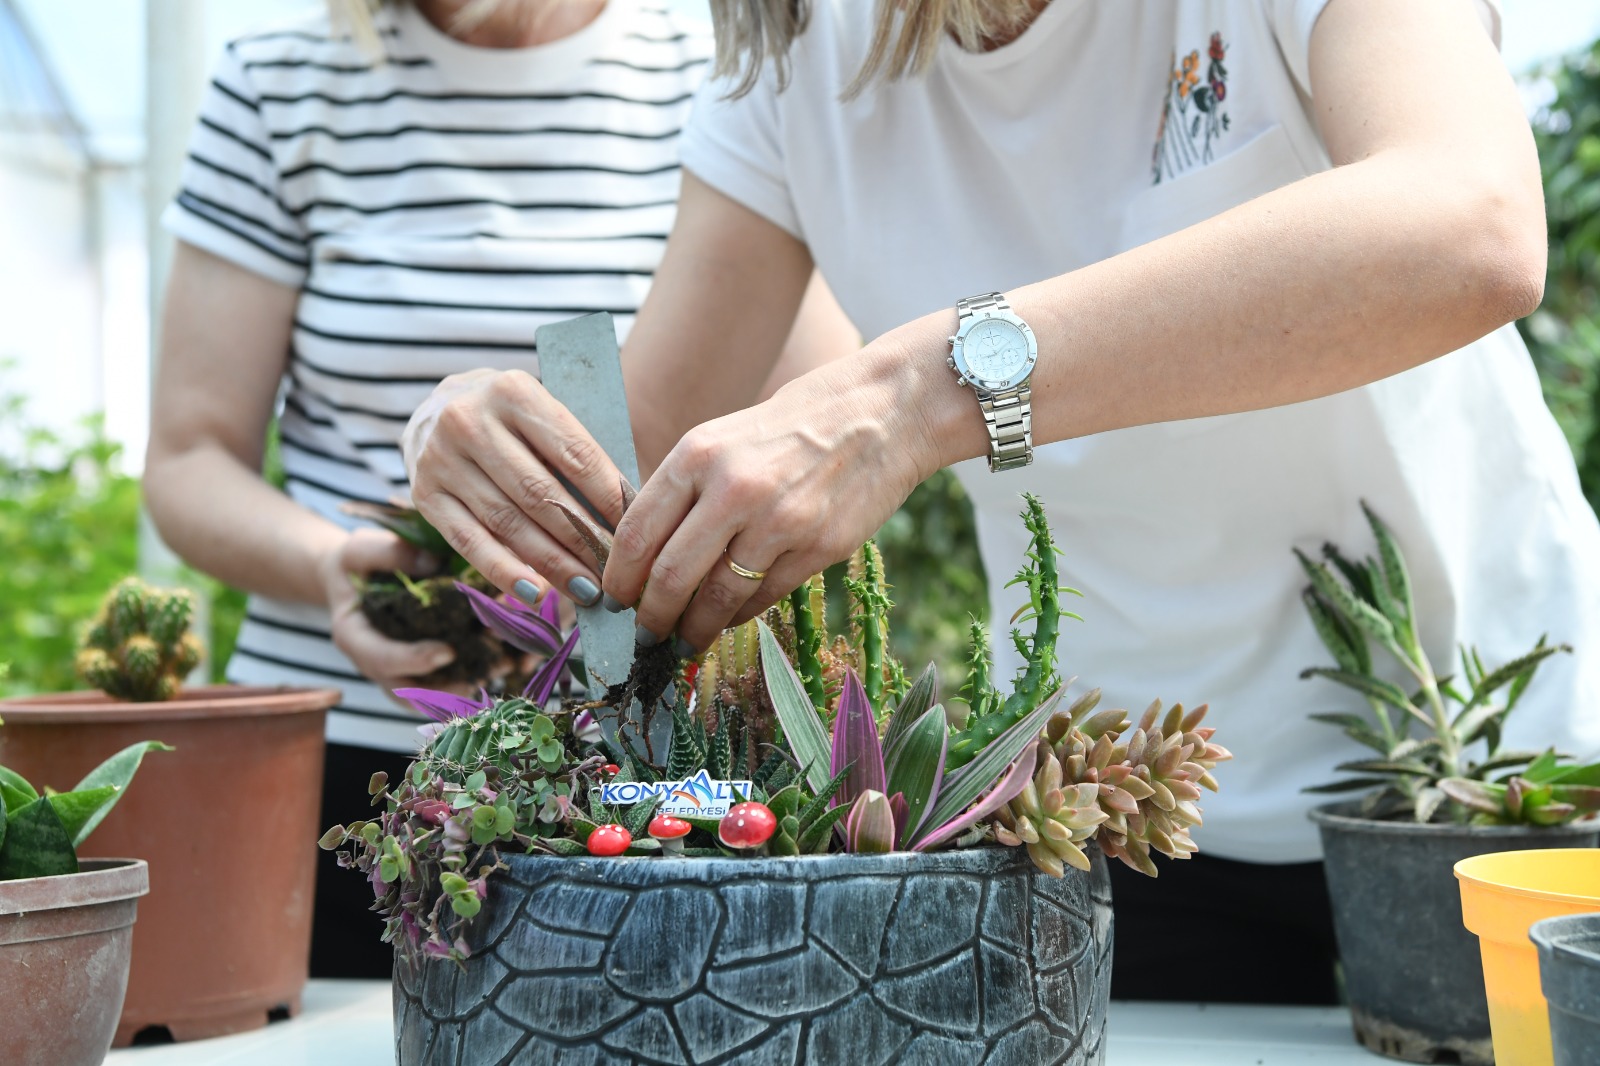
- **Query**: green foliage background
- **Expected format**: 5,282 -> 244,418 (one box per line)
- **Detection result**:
2,39 -> 1599,695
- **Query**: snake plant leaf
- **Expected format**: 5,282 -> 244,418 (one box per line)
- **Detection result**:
69,740 -> 173,846
0,796 -> 78,880
883,663 -> 938,756
46,786 -> 120,848
760,620 -> 833,793
831,669 -> 886,809
884,704 -> 947,846
0,765 -> 38,813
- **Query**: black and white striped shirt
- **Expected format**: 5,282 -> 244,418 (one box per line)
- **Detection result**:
163,0 -> 712,750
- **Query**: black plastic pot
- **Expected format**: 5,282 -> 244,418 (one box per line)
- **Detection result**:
1532,913 -> 1600,1066
1310,802 -> 1598,1065
394,845 -> 1113,1065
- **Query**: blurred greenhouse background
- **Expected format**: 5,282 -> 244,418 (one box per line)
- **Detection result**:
2,0 -> 1599,695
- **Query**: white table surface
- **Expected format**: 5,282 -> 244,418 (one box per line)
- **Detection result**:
105,980 -> 1387,1065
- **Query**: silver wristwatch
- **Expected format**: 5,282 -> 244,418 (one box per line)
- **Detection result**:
947,291 -> 1037,472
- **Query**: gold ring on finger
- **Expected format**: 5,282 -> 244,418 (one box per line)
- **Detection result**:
727,557 -> 767,581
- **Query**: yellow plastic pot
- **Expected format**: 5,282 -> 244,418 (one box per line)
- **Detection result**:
1456,849 -> 1600,1066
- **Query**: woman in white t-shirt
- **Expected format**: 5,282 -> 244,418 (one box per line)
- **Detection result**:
404,0 -> 1600,1001
142,0 -> 853,978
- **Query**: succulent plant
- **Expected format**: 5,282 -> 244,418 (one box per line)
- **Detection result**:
996,695 -> 1230,877
0,736 -> 170,880
319,626 -> 601,962
1298,502 -> 1597,826
76,577 -> 204,702
762,620 -> 1054,855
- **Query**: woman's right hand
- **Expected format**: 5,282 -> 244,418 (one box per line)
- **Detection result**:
318,529 -> 457,694
401,368 -> 626,607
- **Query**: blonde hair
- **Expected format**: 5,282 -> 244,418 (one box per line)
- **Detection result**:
708,0 -> 1042,99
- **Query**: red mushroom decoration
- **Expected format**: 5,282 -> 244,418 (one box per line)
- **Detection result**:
718,802 -> 777,852
586,823 -> 632,857
647,814 -> 692,855
601,763 -> 621,777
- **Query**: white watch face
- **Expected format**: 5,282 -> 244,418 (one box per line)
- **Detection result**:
962,319 -> 1032,384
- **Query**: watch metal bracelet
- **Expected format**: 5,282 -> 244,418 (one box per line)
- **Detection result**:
956,292 -> 1035,472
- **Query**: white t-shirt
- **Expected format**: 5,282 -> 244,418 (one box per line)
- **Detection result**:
682,0 -> 1600,861
164,1 -> 712,751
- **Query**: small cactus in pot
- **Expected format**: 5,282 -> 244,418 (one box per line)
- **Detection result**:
75,578 -> 204,702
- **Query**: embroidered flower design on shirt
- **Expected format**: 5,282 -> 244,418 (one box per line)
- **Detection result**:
1151,31 -> 1232,184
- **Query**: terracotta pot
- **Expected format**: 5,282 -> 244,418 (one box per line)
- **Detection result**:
0,859 -> 148,1066
0,685 -> 336,1045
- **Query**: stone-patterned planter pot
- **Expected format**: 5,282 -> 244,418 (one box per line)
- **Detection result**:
1311,802 -> 1599,1065
395,845 -> 1113,1065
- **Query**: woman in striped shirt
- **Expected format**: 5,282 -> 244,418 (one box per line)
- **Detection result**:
142,0 -> 852,976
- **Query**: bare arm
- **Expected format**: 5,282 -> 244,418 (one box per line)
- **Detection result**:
605,0 -> 1545,651
144,242 -> 455,684
755,273 -> 860,403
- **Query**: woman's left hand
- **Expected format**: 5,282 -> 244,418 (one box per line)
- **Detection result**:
603,341 -> 946,655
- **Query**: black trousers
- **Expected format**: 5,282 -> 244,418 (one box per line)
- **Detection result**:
1109,851 -> 1341,1005
312,742 -> 414,979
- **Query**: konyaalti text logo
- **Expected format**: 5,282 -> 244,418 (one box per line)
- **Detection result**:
598,769 -> 754,818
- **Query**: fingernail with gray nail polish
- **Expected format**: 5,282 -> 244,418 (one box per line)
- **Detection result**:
635,625 -> 662,647
602,593 -> 627,614
568,576 -> 601,606
672,638 -> 698,661
512,579 -> 541,605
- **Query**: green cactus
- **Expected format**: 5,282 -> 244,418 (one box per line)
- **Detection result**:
76,578 -> 203,702
787,577 -> 828,712
947,494 -> 1081,767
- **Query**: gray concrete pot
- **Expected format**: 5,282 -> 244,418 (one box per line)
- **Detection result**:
394,845 -> 1113,1065
1310,802 -> 1598,1064
1532,913 -> 1600,1066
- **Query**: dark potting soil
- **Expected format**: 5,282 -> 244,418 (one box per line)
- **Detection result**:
598,638 -> 683,766
360,573 -> 502,685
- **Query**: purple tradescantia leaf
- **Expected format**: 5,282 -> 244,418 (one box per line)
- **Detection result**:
537,588 -> 561,628
844,790 -> 896,854
831,669 -> 887,808
523,625 -> 581,704
912,738 -> 1041,852
394,687 -> 491,722
456,582 -> 564,653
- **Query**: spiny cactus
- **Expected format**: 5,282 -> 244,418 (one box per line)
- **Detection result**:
995,694 -> 1231,877
947,493 -> 1081,767
76,578 -> 204,702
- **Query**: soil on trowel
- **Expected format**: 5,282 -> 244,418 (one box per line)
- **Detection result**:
599,638 -> 684,765
360,572 -> 504,686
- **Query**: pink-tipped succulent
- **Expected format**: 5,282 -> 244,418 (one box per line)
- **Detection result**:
996,693 -> 1231,877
